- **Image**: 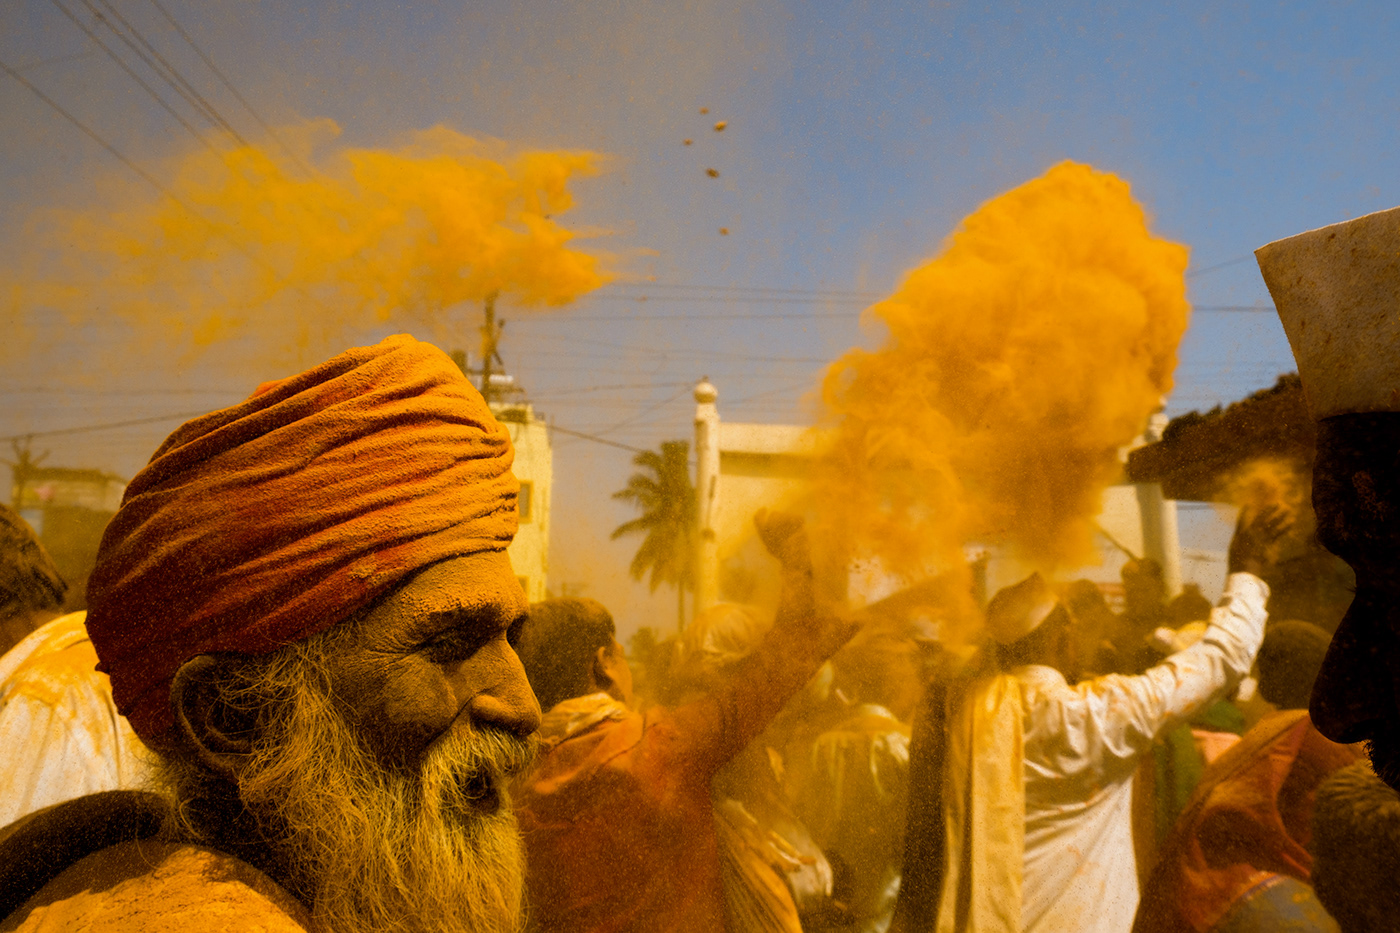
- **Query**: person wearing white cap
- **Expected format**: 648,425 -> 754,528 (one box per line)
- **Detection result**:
891,506 -> 1290,933
1256,204 -> 1400,793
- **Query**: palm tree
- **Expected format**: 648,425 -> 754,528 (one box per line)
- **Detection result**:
612,440 -> 696,630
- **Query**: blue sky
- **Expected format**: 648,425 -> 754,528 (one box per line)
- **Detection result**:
2,0 -> 1397,633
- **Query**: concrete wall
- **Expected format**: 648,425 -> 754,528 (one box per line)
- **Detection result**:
496,404 -> 552,604
693,380 -> 1184,617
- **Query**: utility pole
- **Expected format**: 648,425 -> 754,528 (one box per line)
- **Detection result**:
6,437 -> 46,510
479,291 -> 503,404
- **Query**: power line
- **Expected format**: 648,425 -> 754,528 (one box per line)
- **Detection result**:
1186,255 -> 1255,279
83,0 -> 249,146
0,54 -> 197,206
0,409 -> 209,443
509,303 -> 1278,323
146,0 -> 315,176
48,0 -> 217,152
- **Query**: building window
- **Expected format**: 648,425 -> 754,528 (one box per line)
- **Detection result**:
518,481 -> 533,522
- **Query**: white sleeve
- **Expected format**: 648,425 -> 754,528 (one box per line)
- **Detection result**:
1076,573 -> 1270,765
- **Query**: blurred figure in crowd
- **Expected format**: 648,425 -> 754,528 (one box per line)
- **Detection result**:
512,511 -> 857,933
0,504 -> 150,827
1310,761 -> 1400,933
1134,620 -> 1357,933
786,627 -> 916,933
1167,584 -> 1213,629
893,505 -> 1290,933
0,503 -> 67,657
1063,579 -> 1120,679
1116,558 -> 1171,673
675,601 -> 835,933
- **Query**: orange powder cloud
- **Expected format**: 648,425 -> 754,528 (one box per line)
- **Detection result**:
815,161 -> 1190,594
5,121 -> 609,367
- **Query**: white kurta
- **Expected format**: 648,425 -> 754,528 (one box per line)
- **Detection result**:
1016,573 -> 1269,933
0,612 -> 152,829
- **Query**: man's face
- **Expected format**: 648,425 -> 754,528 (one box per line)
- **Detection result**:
1311,415 -> 1400,789
320,550 -> 542,771
214,550 -> 542,933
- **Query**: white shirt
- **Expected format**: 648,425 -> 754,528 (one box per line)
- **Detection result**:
0,612 -> 152,828
1016,573 -> 1269,933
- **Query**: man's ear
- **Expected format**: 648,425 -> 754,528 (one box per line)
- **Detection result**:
169,653 -> 258,782
591,644 -> 616,693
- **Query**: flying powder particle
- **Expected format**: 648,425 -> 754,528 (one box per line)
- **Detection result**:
700,107 -> 710,114
4,121 -> 610,365
714,121 -> 727,132
684,139 -> 693,146
706,168 -> 720,178
815,161 -> 1190,613
719,227 -> 729,235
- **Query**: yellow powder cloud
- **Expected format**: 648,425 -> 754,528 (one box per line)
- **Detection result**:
816,161 -> 1190,594
6,121 -> 609,366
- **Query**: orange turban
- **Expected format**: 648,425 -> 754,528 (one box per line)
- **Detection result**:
85,335 -> 518,746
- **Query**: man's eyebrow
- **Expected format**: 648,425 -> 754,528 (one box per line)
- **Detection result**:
413,605 -> 515,636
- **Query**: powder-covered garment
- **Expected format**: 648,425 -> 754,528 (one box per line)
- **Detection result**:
0,613 -> 151,829
1133,710 -> 1358,933
84,334 -> 518,747
1016,573 -> 1270,933
928,573 -> 1270,933
515,608 -> 857,933
1,839 -> 310,933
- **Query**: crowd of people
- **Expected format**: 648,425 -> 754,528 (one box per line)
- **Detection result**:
2,206 -> 1400,933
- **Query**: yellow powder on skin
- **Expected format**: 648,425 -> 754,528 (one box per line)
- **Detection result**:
815,161 -> 1190,629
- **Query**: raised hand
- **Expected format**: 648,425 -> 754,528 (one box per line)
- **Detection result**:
1227,503 -> 1295,577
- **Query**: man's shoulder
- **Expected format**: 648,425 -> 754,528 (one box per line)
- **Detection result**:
0,615 -> 92,696
1,839 -> 311,933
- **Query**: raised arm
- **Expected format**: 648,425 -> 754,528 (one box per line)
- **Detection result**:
1070,505 -> 1292,763
669,510 -> 859,776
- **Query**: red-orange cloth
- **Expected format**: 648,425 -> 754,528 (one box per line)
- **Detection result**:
85,334 -> 517,746
1132,709 -> 1359,933
514,596 -> 856,933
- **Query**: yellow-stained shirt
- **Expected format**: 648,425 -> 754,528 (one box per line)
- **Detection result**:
0,613 -> 152,829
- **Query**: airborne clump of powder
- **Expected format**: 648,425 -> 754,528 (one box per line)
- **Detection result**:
3,121 -> 609,368
815,161 -> 1190,628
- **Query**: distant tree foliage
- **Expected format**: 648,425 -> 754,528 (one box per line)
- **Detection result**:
611,440 -> 696,629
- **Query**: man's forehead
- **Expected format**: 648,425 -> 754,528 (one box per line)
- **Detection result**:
376,552 -> 526,625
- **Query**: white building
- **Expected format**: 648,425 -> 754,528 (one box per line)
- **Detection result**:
494,401 -> 552,604
692,379 -> 1183,617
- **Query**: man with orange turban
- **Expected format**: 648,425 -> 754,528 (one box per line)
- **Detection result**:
0,335 -> 541,933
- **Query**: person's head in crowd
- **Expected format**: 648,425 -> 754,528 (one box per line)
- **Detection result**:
830,627 -> 924,722
1255,620 -> 1332,711
1063,578 -> 1119,677
1121,558 -> 1167,620
1167,583 -> 1213,627
1311,761 -> 1400,933
0,503 -> 67,656
673,601 -> 771,698
515,597 -> 632,711
84,336 -> 540,933
1257,206 -> 1400,791
987,573 -> 1077,679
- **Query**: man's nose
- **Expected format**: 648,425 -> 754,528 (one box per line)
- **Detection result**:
468,644 -> 542,738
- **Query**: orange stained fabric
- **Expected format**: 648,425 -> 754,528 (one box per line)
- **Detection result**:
84,334 -> 517,746
1,838 -> 310,932
1132,709 -> 1359,933
515,606 -> 856,933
